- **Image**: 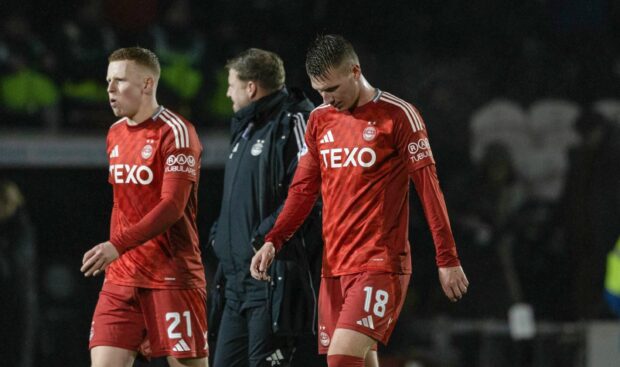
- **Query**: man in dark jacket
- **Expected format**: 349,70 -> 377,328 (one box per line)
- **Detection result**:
208,48 -> 323,367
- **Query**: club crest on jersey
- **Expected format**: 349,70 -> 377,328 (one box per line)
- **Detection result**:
141,144 -> 153,159
251,139 -> 265,156
363,126 -> 377,141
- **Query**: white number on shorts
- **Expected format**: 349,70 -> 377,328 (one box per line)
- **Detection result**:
363,287 -> 389,317
166,311 -> 192,339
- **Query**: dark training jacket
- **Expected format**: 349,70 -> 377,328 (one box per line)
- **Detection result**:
206,87 -> 323,342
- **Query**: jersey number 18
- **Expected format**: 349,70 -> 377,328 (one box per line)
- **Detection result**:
363,287 -> 389,317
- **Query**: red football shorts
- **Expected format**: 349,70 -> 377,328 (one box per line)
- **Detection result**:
317,271 -> 411,354
89,281 -> 208,359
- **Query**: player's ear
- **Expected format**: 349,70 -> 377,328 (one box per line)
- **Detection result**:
246,80 -> 257,99
352,64 -> 361,80
143,76 -> 156,95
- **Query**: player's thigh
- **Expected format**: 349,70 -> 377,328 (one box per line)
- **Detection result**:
91,345 -> 137,367
166,356 -> 209,367
141,287 -> 209,359
365,350 -> 378,367
328,328 -> 376,357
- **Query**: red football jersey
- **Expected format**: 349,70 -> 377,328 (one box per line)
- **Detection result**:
266,91 -> 460,276
105,107 -> 205,289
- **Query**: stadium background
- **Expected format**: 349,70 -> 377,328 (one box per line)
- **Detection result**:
1,0 -> 619,366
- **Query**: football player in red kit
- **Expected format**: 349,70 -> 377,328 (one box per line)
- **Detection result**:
80,47 -> 208,367
251,35 -> 469,367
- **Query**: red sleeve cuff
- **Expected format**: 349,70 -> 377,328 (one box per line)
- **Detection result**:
264,235 -> 284,253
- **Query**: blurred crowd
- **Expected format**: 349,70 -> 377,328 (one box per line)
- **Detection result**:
1,0 -> 620,364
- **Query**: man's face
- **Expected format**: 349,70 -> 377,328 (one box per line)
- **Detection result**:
106,60 -> 147,119
309,63 -> 360,111
226,69 -> 252,112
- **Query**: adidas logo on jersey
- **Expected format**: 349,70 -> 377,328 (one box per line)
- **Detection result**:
172,339 -> 192,352
356,315 -> 375,330
319,130 -> 334,144
110,145 -> 119,158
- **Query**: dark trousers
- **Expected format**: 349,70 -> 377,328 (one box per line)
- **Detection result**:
213,299 -> 286,367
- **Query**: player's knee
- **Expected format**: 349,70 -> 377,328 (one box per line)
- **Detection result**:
327,354 -> 365,367
329,328 -> 376,356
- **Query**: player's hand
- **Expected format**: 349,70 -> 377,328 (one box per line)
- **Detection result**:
250,242 -> 276,282
438,265 -> 469,302
81,241 -> 120,277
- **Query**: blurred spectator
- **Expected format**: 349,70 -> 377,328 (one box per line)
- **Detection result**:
523,99 -> 580,201
470,98 -> 581,202
457,143 -> 527,317
0,14 -> 60,130
467,143 -> 527,246
469,98 -> 530,168
147,0 -> 209,122
56,0 -> 117,129
604,236 -> 620,317
560,108 -> 620,319
0,179 -> 38,367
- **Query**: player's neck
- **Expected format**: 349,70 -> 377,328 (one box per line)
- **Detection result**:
127,100 -> 160,126
356,76 -> 376,108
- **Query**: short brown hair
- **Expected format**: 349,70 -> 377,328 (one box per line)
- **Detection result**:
226,48 -> 285,92
108,47 -> 161,77
305,34 -> 359,79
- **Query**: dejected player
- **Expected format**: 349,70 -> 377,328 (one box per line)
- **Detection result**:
251,34 -> 468,367
80,47 -> 208,367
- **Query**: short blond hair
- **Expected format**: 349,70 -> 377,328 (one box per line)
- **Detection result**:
109,47 -> 161,77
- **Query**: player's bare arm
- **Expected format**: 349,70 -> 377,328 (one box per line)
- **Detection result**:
81,241 -> 120,277
438,265 -> 469,302
250,241 -> 276,281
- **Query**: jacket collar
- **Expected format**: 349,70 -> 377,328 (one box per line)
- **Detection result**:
231,87 -> 289,136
